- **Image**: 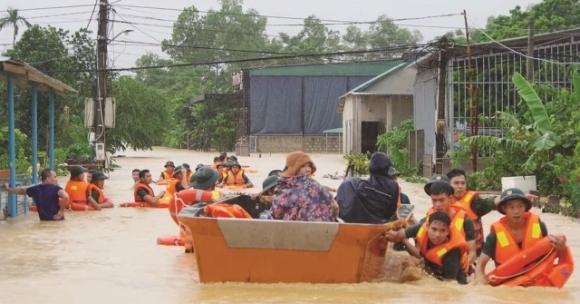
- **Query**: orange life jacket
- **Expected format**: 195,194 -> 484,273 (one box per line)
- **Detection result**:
417,209 -> 469,271
134,182 -> 155,202
86,183 -> 105,204
203,203 -> 252,218
491,212 -> 543,265
454,191 -> 484,251
225,170 -> 245,186
160,170 -> 173,180
65,180 -> 89,204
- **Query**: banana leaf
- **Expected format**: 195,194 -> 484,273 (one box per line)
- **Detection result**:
512,72 -> 551,132
533,131 -> 560,151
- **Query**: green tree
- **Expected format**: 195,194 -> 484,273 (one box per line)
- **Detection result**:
0,8 -> 31,45
107,76 -> 170,151
474,0 -> 580,41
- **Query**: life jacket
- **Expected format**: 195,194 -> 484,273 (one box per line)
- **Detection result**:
454,191 -> 484,251
86,183 -> 105,204
65,180 -> 89,204
225,170 -> 245,186
203,203 -> 252,219
134,182 -> 155,202
417,209 -> 469,272
491,212 -> 543,265
161,170 -> 173,180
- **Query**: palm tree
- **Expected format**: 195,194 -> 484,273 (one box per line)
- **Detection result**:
0,8 -> 32,46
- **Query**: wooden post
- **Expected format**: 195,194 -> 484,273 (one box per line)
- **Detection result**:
464,9 -> 478,172
526,19 -> 535,81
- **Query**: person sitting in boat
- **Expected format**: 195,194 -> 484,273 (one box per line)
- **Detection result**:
2,168 -> 69,221
388,180 -> 477,267
475,188 -> 572,287
220,175 -> 279,219
336,152 -> 400,224
218,161 -> 253,188
272,151 -> 338,222
64,165 -> 89,208
86,172 -> 114,210
388,210 -> 469,284
134,169 -> 166,207
158,161 -> 175,184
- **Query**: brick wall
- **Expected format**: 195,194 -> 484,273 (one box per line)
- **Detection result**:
254,135 -> 341,153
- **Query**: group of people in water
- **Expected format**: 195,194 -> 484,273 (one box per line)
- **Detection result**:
1,150 -> 573,287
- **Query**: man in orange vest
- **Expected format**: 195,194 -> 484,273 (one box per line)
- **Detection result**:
86,172 -> 114,210
64,166 -> 89,207
386,180 -> 477,270
218,161 -> 253,188
446,169 -> 495,255
475,188 -> 569,286
134,169 -> 166,207
403,211 -> 468,284
158,161 -> 175,183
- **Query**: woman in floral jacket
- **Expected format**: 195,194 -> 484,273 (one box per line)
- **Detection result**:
272,151 -> 338,222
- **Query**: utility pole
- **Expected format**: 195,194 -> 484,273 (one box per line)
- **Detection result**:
527,18 -> 535,81
95,0 -> 108,160
463,9 -> 478,172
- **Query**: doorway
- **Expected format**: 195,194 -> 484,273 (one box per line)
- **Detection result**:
361,121 -> 382,154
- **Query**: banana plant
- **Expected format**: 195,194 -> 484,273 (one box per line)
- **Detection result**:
512,72 -> 560,151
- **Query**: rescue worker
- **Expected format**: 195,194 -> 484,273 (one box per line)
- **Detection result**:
398,211 -> 469,284
134,169 -> 166,207
446,169 -> 495,255
158,161 -> 175,183
131,168 -> 140,183
475,188 -> 571,286
387,181 -> 477,268
182,163 -> 193,185
64,166 -> 89,207
219,161 -> 253,188
86,172 -> 114,210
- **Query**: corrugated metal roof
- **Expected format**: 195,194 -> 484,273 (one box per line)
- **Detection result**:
249,59 -> 404,77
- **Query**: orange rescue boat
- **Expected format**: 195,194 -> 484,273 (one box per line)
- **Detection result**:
177,214 -> 405,283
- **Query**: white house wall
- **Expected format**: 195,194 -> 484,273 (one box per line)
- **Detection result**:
413,68 -> 437,162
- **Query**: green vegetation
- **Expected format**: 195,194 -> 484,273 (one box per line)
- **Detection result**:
452,71 -> 580,209
343,153 -> 369,176
376,119 -> 416,176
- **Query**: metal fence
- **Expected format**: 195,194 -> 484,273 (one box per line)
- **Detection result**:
446,37 -> 580,149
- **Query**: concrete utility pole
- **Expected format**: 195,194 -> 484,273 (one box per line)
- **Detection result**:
95,0 -> 109,158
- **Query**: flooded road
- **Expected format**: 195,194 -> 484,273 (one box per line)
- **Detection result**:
1,147 -> 578,303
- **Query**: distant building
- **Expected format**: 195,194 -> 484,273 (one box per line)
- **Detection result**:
243,60 -> 404,153
338,61 -> 416,154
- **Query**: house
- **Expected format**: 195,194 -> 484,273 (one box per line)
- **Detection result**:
337,61 -> 416,154
414,28 -> 580,176
243,60 -> 404,153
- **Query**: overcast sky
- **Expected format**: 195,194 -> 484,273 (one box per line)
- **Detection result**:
1,0 -> 539,68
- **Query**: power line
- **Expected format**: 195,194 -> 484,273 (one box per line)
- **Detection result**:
114,3 -> 460,24
22,10 -> 94,19
62,46 -> 425,72
111,39 -> 295,55
0,4 -> 95,12
85,0 -> 99,30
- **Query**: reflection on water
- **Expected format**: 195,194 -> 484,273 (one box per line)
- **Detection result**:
0,148 -> 578,303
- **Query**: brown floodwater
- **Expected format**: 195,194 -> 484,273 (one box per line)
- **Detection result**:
0,148 -> 578,303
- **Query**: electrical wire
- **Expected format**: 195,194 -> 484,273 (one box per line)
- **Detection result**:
85,0 -> 99,30
114,4 -> 460,24
0,4 -> 95,12
59,45 -> 427,73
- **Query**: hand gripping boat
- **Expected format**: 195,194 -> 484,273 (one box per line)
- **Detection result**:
177,213 -> 406,283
